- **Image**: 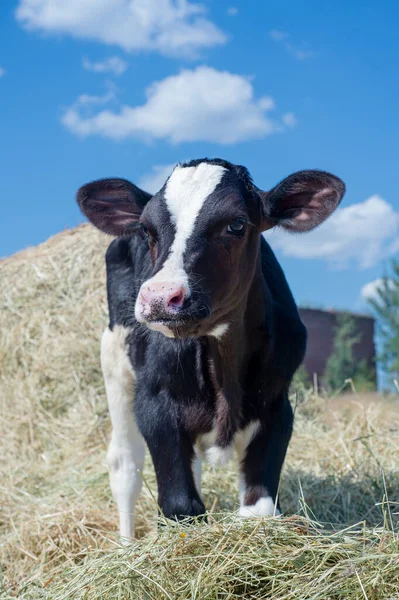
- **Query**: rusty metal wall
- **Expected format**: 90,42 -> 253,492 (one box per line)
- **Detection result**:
298,308 -> 376,383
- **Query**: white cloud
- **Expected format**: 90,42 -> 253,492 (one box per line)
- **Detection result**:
269,29 -> 313,60
282,112 -> 297,128
138,163 -> 177,194
61,86 -> 118,133
227,7 -> 238,16
16,0 -> 227,58
0,67 -> 6,77
74,90 -> 116,106
82,57 -> 128,76
61,66 -> 295,144
269,29 -> 289,42
361,279 -> 384,302
266,195 -> 399,270
289,47 -> 313,60
361,277 -> 396,304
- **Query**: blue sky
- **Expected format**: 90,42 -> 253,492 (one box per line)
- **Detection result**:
1,0 -> 398,312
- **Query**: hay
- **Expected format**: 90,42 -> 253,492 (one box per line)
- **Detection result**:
0,225 -> 398,599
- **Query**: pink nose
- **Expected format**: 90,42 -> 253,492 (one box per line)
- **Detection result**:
139,281 -> 187,314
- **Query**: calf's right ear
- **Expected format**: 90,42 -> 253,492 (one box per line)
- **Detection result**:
258,170 -> 345,233
76,178 -> 151,236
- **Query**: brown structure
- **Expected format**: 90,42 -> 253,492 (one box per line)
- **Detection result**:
298,308 -> 376,385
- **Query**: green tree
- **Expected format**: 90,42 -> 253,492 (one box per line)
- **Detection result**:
324,313 -> 375,393
368,258 -> 399,380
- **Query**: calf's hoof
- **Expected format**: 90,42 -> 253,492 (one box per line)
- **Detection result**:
159,496 -> 206,524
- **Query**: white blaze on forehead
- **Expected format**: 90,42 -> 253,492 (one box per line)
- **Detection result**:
152,162 -> 227,288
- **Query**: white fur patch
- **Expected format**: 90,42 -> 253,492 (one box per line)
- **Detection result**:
208,323 -> 229,339
140,162 -> 227,295
101,324 -> 135,383
239,474 -> 246,506
196,425 -> 234,466
192,451 -> 202,496
196,419 -> 260,469
196,427 -> 217,457
234,420 -> 261,461
101,326 -> 146,541
146,321 -> 175,337
205,444 -> 235,466
238,497 -> 280,518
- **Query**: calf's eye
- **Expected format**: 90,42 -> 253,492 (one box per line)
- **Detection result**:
141,224 -> 150,238
227,218 -> 247,235
141,224 -> 156,243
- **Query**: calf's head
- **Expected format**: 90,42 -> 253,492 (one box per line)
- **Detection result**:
77,159 -> 345,338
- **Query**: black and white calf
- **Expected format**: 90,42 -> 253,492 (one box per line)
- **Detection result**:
77,158 -> 345,538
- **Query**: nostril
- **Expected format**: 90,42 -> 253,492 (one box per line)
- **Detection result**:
167,290 -> 185,309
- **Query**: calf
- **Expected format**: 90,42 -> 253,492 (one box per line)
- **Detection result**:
77,158 -> 345,538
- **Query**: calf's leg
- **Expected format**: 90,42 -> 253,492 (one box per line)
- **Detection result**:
239,394 -> 293,517
135,395 -> 205,521
101,326 -> 146,541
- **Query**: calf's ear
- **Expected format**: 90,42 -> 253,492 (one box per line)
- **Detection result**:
76,178 -> 151,236
259,170 -> 345,233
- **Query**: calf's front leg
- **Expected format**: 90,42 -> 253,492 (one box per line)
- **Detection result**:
135,394 -> 205,522
101,326 -> 146,541
238,394 -> 293,517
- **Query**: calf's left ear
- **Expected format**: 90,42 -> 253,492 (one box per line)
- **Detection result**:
259,170 -> 345,233
77,178 -> 151,236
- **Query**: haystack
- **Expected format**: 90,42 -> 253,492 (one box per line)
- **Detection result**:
0,225 -> 398,599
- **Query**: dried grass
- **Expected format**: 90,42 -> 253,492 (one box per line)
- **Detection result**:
0,225 -> 398,599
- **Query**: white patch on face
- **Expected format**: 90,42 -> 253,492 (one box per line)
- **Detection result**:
141,162 -> 227,294
238,496 -> 280,518
208,323 -> 230,339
